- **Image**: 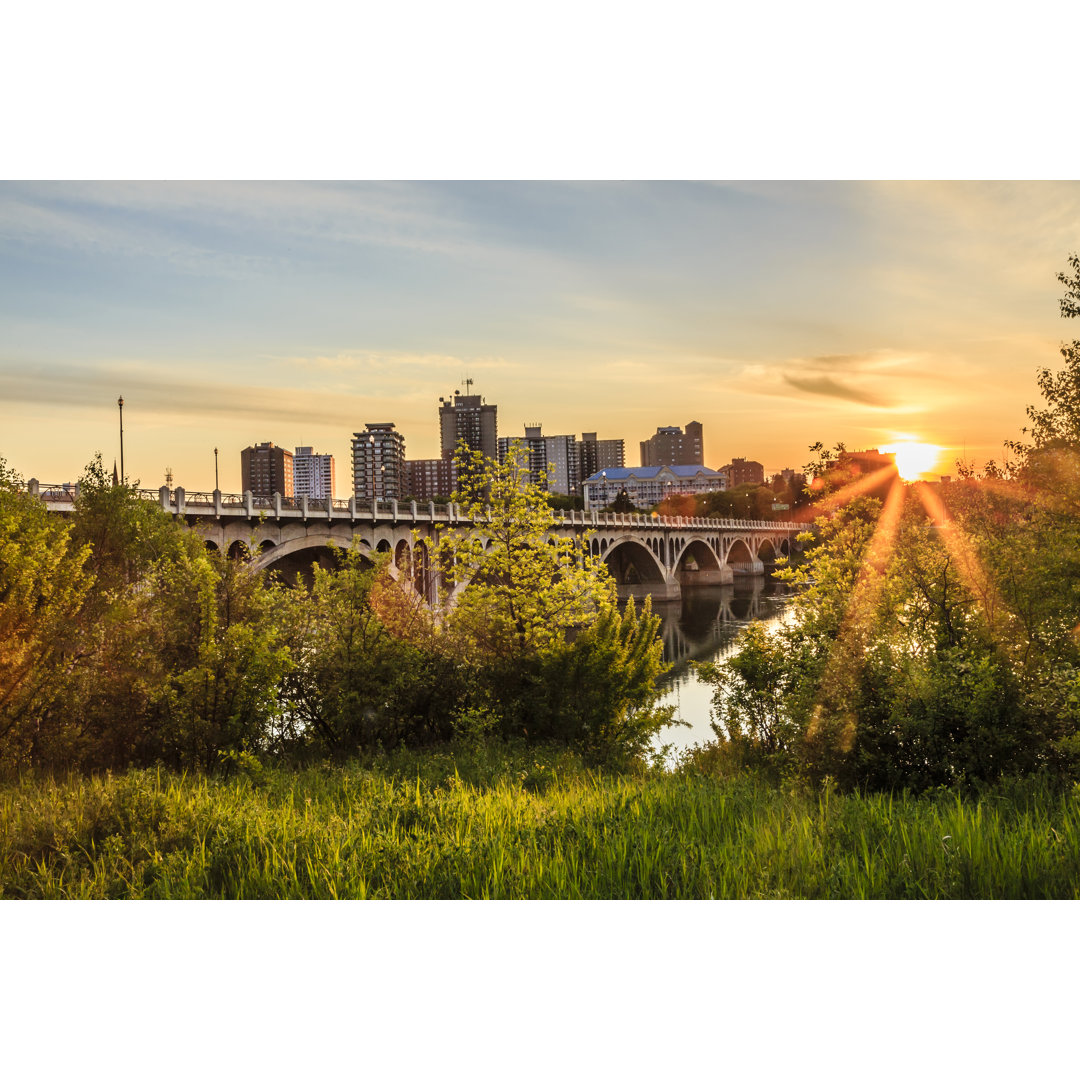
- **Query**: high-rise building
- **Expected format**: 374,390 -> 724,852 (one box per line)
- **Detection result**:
293,446 -> 335,501
241,442 -> 294,497
578,432 -> 625,490
498,425 -> 547,487
352,423 -> 406,500
719,457 -> 765,488
439,391 -> 498,463
497,424 -> 579,496
639,421 -> 704,468
403,457 -> 455,500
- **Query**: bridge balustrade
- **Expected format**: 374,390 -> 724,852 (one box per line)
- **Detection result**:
29,484 -> 802,535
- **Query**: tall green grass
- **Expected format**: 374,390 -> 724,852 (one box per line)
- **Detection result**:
3,744 -> 1079,898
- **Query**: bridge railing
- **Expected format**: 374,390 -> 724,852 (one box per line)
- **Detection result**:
17,480 -> 80,502
26,483 -> 799,531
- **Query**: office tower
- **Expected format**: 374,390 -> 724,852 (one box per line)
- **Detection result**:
293,446 -> 335,500
351,422 -> 406,500
241,442 -> 294,497
639,421 -> 704,468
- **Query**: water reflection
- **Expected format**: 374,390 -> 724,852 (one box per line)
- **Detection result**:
651,579 -> 794,759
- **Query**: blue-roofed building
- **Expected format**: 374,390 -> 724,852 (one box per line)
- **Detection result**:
582,464 -> 726,510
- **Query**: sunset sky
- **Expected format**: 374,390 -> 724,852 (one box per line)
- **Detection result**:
2,180 -> 1077,492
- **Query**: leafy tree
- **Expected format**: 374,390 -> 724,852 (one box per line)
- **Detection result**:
1005,254 -> 1080,506
697,483 -> 777,521
702,488 -> 1049,790
656,492 -> 697,518
438,445 -> 671,758
607,487 -> 636,513
547,492 -> 584,512
441,444 -> 618,661
278,546 -> 466,756
0,460 -> 94,772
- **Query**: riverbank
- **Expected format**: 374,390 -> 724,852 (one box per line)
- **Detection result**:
3,743 -> 1079,899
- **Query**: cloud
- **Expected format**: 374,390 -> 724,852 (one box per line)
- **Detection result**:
0,362 -> 382,430
286,351 -> 517,373
781,373 -> 887,406
728,349 -> 962,411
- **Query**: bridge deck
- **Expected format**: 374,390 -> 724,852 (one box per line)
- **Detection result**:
24,482 -> 799,534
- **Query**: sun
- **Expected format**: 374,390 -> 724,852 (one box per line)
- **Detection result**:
880,442 -> 942,482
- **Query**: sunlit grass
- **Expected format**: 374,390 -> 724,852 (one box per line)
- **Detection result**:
2,749 -> 1078,899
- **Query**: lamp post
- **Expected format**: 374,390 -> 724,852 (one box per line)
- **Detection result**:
214,447 -> 219,490
117,396 -> 124,485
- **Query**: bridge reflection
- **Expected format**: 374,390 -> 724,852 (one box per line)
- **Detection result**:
650,578 -> 795,668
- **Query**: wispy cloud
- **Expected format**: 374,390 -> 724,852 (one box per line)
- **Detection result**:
782,373 -> 887,406
0,362 -> 385,429
286,351 -> 518,373
731,349 -> 961,411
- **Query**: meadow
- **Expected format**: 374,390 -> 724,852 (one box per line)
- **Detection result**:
3,742 -> 1079,899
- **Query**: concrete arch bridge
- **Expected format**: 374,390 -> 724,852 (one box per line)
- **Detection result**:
30,482 -> 802,603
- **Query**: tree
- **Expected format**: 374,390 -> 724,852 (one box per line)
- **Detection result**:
438,445 -> 672,758
1007,254 -> 1080,502
277,546 -> 466,756
441,444 -> 618,660
0,459 -> 94,772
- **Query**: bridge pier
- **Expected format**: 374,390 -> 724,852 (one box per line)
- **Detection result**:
618,581 -> 681,602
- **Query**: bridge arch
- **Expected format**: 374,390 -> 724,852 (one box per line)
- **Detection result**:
253,535 -> 365,576
757,538 -> 777,563
602,537 -> 668,587
674,537 -> 723,573
724,537 -> 757,574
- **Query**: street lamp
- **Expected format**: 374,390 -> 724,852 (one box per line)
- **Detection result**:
117,396 -> 124,485
214,447 -> 219,491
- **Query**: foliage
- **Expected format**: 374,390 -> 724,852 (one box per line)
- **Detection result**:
441,444 -> 618,659
702,491 -> 1052,790
696,483 -> 778,521
546,492 -> 584,512
277,546 -> 466,756
606,487 -> 636,513
438,445 -> 672,758
0,460 -> 94,773
698,622 -> 802,778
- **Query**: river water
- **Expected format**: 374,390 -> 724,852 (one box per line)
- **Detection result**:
650,580 -> 795,761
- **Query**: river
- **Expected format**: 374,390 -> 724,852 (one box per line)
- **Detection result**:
650,579 -> 795,761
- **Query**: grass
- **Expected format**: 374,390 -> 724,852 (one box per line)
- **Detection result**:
3,741 -> 1080,898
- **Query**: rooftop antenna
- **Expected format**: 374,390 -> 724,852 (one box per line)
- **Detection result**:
462,376 -> 474,394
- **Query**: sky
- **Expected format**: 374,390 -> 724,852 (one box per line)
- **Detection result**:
2,179 -> 1078,492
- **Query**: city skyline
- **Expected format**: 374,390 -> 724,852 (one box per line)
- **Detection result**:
2,180 -> 1078,489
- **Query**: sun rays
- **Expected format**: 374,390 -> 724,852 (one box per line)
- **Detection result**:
799,448 -> 1016,752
